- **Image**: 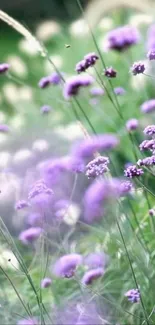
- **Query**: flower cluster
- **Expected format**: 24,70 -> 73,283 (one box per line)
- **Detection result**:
105,25 -> 140,52
63,75 -> 94,99
85,155 -> 109,178
124,165 -> 143,178
104,67 -> 117,78
131,61 -> 145,75
75,52 -> 99,73
125,288 -> 140,303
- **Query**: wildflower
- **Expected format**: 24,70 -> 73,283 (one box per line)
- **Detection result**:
84,252 -> 107,269
19,227 -> 42,245
40,105 -> 51,114
90,87 -> 104,96
125,288 -> 140,303
105,25 -> 140,52
38,75 -> 51,88
50,71 -> 63,85
17,318 -> 38,325
82,267 -> 104,285
75,52 -> 99,73
15,200 -> 29,210
131,61 -> 145,75
28,180 -> 53,200
149,209 -> 155,216
120,180 -> 133,194
144,125 -> 155,136
85,156 -> 109,178
75,59 -> 88,73
126,119 -> 139,131
72,134 -> 119,159
141,99 -> 155,113
147,49 -> 155,60
139,139 -> 155,151
0,124 -> 10,133
52,254 -> 82,278
114,87 -> 126,95
41,277 -> 52,288
124,165 -> 144,178
0,63 -> 9,74
104,67 -> 117,78
137,156 -> 155,166
63,75 -> 94,99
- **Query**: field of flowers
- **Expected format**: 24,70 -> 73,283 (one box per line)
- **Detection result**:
1,6 -> 155,325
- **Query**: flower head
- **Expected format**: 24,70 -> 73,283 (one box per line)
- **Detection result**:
52,254 -> 82,278
81,267 -> 104,285
41,277 -> 52,288
124,165 -> 144,178
144,125 -> 155,136
19,227 -> 42,245
141,99 -> 155,113
84,52 -> 99,66
50,71 -> 63,85
104,67 -> 117,78
0,63 -> 9,74
28,180 -> 53,200
131,61 -> 145,75
40,105 -> 52,114
125,288 -> 140,303
139,139 -> 155,151
105,25 -> 140,52
147,49 -> 155,60
86,156 -> 109,178
126,119 -> 139,131
114,87 -> 126,95
38,76 -> 51,88
76,59 -> 88,73
15,200 -> 29,210
63,75 -> 94,99
137,156 -> 155,166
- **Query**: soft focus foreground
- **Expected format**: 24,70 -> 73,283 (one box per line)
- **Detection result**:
1,5 -> 155,325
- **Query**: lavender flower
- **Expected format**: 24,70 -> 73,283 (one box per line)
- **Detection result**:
40,105 -> 52,114
141,99 -> 155,113
52,254 -> 82,278
82,268 -> 104,285
124,165 -> 144,178
120,180 -> 133,194
114,87 -> 126,95
72,134 -> 119,159
15,200 -> 29,210
0,124 -> 10,133
0,63 -> 9,74
149,209 -> 155,216
125,288 -> 140,303
76,59 -> 88,73
63,75 -> 94,99
84,252 -> 107,269
104,67 -> 117,78
137,156 -> 155,166
17,318 -> 38,325
105,25 -> 140,52
28,180 -> 53,200
147,49 -> 155,60
139,139 -> 155,151
19,227 -> 42,245
85,155 -> 109,178
41,277 -> 52,288
144,125 -> 155,136
38,76 -> 51,88
126,119 -> 139,131
131,61 -> 145,75
75,53 -> 99,73
90,87 -> 104,96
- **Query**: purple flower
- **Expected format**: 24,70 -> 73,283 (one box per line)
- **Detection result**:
72,134 -> 119,159
147,49 -> 155,60
124,165 -> 144,178
40,105 -> 51,114
63,75 -> 94,99
104,67 -> 117,78
90,87 -> 104,96
84,52 -> 99,66
0,63 -> 9,74
17,318 -> 38,325
82,268 -> 104,285
52,254 -> 82,278
19,227 -> 42,245
125,288 -> 140,303
120,180 -> 133,194
41,277 -> 52,288
131,61 -> 145,75
85,155 -> 109,178
105,25 -> 140,52
139,139 -> 155,151
38,76 -> 51,88
114,87 -> 126,95
141,99 -> 155,113
75,60 -> 88,73
84,252 -> 107,269
144,125 -> 155,136
0,124 -> 10,133
15,200 -> 29,210
149,209 -> 155,216
137,156 -> 155,166
126,119 -> 139,132
28,180 -> 53,200
50,71 -> 63,85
